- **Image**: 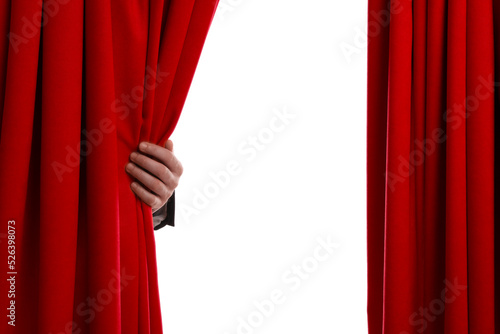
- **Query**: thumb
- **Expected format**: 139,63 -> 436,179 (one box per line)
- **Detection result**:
164,139 -> 174,152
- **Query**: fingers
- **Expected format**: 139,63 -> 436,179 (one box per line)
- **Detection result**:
164,139 -> 174,152
138,141 -> 183,177
125,161 -> 172,201
130,181 -> 163,210
129,151 -> 178,189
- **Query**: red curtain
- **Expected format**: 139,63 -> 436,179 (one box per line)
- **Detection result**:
367,0 -> 499,333
0,0 -> 218,333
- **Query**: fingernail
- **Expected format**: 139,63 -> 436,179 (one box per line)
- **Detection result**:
130,152 -> 138,160
126,163 -> 134,172
140,142 -> 148,151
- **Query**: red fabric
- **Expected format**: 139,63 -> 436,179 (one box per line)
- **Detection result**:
0,0 -> 218,333
368,0 -> 497,333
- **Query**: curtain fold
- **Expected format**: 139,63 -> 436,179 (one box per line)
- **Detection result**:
368,0 -> 497,333
0,0 -> 218,333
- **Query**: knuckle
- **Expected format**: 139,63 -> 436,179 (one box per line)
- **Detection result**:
151,178 -> 163,191
139,156 -> 153,171
133,166 -> 144,179
139,155 -> 149,167
139,187 -> 149,199
139,191 -> 151,205
158,183 -> 169,199
152,196 -> 161,208
176,161 -> 184,176
145,194 -> 156,207
152,146 -> 163,159
168,154 -> 176,168
159,165 -> 170,181
172,177 -> 179,188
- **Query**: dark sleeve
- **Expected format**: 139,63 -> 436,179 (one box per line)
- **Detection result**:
153,191 -> 175,230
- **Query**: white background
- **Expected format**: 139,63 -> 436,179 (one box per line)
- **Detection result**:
155,0 -> 368,333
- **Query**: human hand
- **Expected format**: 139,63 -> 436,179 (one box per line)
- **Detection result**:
125,140 -> 183,213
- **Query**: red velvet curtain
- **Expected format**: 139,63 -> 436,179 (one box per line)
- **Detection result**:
0,0 -> 218,333
367,0 -> 499,333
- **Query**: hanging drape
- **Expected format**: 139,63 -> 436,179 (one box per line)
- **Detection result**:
367,0 -> 499,333
0,0 -> 218,333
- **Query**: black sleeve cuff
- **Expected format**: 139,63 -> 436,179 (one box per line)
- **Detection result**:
153,191 -> 175,230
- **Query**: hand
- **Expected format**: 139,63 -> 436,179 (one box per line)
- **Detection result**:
125,140 -> 183,213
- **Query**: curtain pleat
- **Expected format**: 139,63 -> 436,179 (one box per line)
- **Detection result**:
493,1 -> 500,329
465,1 -> 495,332
367,0 -> 390,332
38,0 -> 84,331
423,1 -> 447,333
368,0 -> 498,333
0,1 -> 44,332
0,1 -> 218,333
384,0 -> 415,333
444,0 -> 469,332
